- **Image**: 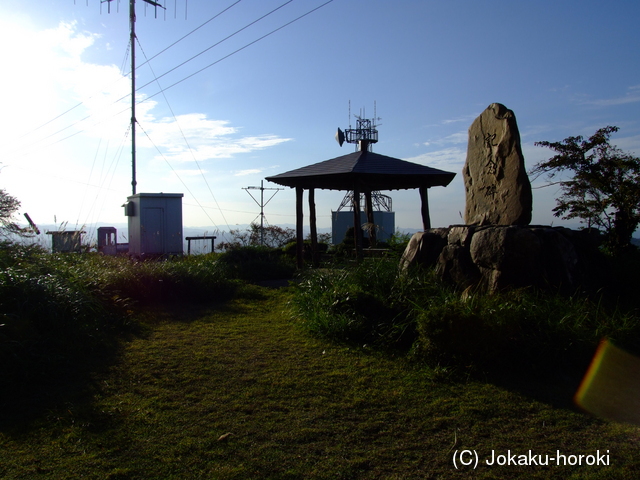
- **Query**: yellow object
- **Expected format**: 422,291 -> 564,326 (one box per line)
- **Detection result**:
575,339 -> 640,425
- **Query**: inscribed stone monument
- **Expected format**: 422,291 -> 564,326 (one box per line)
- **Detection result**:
463,103 -> 532,225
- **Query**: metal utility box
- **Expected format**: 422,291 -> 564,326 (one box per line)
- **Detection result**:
124,193 -> 184,257
46,230 -> 85,253
331,211 -> 395,245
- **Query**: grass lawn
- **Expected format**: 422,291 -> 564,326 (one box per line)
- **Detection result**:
1,286 -> 638,479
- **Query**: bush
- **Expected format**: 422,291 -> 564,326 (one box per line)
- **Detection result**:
290,258 -> 640,375
216,245 -> 295,282
0,244 -> 130,388
0,245 -> 242,390
291,260 -> 419,349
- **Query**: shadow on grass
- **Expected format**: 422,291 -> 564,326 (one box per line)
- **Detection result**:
0,291 -> 259,433
486,356 -> 594,412
0,341 -> 122,433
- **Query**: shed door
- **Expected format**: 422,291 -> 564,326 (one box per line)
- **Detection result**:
142,207 -> 164,255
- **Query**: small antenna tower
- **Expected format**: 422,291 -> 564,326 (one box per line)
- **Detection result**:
96,0 -> 172,195
335,101 -> 381,152
243,181 -> 284,246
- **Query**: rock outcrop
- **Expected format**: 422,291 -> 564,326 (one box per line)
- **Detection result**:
400,226 -> 600,293
463,103 -> 532,226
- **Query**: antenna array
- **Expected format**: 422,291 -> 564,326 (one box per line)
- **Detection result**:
335,101 -> 381,152
243,181 -> 284,246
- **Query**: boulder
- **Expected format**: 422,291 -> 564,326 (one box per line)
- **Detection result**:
399,228 -> 449,271
463,103 -> 532,226
469,226 -> 544,291
435,244 -> 481,289
401,225 -> 588,293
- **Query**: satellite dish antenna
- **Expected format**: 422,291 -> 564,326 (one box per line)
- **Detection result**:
335,128 -> 345,147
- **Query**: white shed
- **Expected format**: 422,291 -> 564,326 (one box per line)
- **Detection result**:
124,193 -> 183,257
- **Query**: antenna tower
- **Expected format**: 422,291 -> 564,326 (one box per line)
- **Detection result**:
335,101 -> 381,152
243,181 -> 284,246
100,0 -> 167,195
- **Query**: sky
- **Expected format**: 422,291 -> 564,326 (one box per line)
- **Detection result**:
1,0 -> 639,243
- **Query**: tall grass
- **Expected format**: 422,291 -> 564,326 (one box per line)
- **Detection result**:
291,260 -> 437,349
291,258 -> 640,375
0,243 -> 279,398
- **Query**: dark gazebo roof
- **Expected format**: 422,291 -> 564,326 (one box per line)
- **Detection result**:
265,149 -> 456,190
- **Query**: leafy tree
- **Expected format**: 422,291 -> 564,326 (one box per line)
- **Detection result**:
531,126 -> 640,252
217,223 -> 295,250
0,189 -> 31,237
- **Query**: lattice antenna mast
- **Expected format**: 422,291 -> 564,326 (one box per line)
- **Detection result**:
336,191 -> 392,212
100,0 -> 167,195
243,180 -> 284,245
335,102 -> 381,152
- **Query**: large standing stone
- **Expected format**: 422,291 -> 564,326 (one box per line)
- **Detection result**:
463,103 -> 532,226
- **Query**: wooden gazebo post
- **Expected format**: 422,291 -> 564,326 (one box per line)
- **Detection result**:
364,190 -> 377,247
296,186 -> 304,269
308,188 -> 319,267
419,186 -> 431,230
352,187 -> 364,260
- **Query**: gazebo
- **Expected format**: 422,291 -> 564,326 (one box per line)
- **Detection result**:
266,135 -> 456,267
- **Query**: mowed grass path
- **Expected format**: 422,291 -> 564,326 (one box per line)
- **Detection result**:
2,286 -> 639,479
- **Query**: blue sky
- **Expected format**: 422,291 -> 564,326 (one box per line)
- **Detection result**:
1,0 -> 639,238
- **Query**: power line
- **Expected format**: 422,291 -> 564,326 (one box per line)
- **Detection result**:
139,0 -> 335,103
135,36 -> 232,238
243,180 -> 284,245
136,121 -> 222,231
6,0 -> 335,166
134,0 -> 294,94
129,0 -> 243,75
10,1 -> 241,153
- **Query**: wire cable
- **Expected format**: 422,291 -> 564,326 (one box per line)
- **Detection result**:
133,0 -> 294,94
139,0 -> 334,104
6,0 -> 335,168
130,0 -> 243,75
136,37 -> 233,239
11,1 -> 241,152
136,121 -> 222,231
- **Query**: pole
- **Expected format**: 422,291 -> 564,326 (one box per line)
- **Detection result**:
364,190 -> 376,247
420,186 -> 431,230
308,188 -> 318,267
296,187 -> 304,269
243,181 -> 283,246
352,188 -> 363,261
260,180 -> 264,246
130,0 -> 137,195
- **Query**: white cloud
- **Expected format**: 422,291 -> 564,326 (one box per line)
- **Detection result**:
578,85 -> 640,107
2,21 -> 291,168
0,19 -> 294,227
422,131 -> 468,148
405,147 -> 466,171
234,169 -> 263,177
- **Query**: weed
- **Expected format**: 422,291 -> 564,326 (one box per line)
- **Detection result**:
291,258 -> 640,376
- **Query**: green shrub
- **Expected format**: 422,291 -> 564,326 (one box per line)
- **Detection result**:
282,240 -> 329,259
0,245 -> 241,389
290,258 -> 640,375
217,245 -> 295,281
0,246 -> 130,388
291,260 -> 418,349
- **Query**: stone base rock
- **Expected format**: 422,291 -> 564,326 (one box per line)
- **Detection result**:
400,225 -> 601,293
